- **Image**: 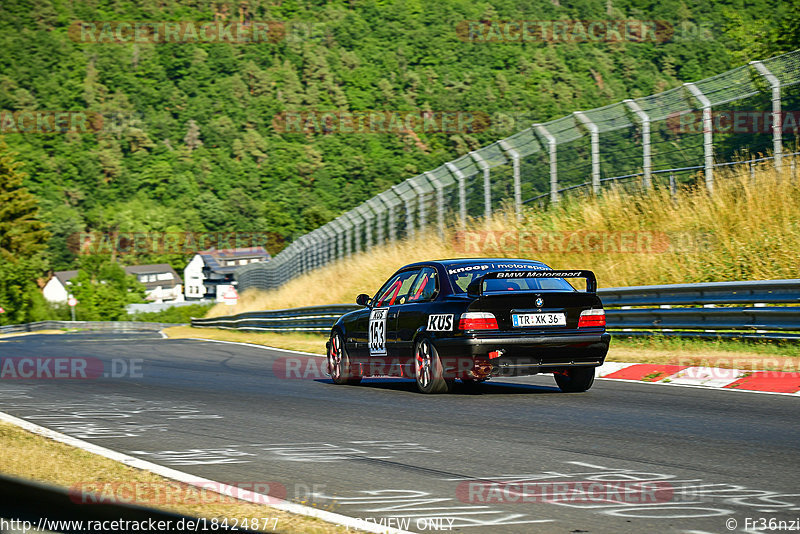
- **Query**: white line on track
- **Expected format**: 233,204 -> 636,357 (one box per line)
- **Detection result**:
0,411 -> 413,534
180,337 -> 324,357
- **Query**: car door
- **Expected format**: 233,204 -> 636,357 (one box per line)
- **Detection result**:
345,307 -> 372,362
394,267 -> 440,357
369,269 -> 422,363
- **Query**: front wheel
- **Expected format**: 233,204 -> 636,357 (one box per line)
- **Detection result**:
414,338 -> 452,394
554,367 -> 595,393
327,332 -> 361,385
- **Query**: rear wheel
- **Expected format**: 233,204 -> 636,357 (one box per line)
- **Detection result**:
554,367 -> 595,392
328,332 -> 361,385
414,338 -> 452,394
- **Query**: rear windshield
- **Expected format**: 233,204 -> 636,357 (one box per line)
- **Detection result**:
446,262 -> 576,293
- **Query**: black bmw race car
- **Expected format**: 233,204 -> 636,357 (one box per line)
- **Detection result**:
326,258 -> 610,394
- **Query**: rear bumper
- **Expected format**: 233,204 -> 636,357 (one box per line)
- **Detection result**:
434,331 -> 610,378
437,332 -> 609,347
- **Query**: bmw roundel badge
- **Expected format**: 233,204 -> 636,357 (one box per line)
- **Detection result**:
535,297 -> 544,307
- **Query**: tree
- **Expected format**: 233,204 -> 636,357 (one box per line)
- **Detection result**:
69,257 -> 146,321
0,139 -> 49,260
183,120 -> 203,152
0,139 -> 50,324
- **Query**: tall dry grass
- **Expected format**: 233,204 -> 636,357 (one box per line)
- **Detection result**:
209,159 -> 800,317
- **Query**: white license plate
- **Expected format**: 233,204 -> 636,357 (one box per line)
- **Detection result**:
512,313 -> 566,327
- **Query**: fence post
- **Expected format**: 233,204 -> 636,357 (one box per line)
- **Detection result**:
378,191 -> 397,243
328,224 -> 338,264
351,210 -> 364,253
368,198 -> 386,246
498,140 -> 522,220
445,162 -> 467,228
313,231 -> 324,270
316,228 -> 330,268
330,219 -> 344,260
469,151 -> 491,220
342,213 -> 354,257
407,178 -> 427,233
424,171 -> 446,238
293,243 -> 302,279
573,111 -> 600,195
394,184 -> 415,239
306,233 -> 317,271
624,99 -> 652,189
534,123 -> 558,203
750,60 -> 783,172
314,231 -> 325,268
684,82 -> 714,194
358,206 -> 373,250
312,232 -> 323,270
296,237 -> 308,274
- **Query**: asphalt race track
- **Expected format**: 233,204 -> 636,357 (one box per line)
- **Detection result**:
1,332 -> 798,533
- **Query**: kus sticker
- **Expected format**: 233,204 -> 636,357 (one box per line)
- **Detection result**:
427,314 -> 454,331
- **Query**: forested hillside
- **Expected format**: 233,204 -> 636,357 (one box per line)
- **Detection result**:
0,0 -> 797,322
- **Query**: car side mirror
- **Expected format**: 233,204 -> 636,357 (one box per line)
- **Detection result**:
356,293 -> 371,307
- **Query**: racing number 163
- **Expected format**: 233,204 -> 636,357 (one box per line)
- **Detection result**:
369,308 -> 388,355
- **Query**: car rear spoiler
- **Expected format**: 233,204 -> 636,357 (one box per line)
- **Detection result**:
466,270 -> 598,296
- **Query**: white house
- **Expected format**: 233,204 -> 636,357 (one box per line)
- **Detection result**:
42,270 -> 78,304
125,264 -> 184,303
184,247 -> 270,301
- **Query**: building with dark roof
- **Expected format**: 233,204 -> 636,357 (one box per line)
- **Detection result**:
43,264 -> 183,304
184,247 -> 270,300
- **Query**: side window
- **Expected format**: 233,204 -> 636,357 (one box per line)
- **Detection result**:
374,270 -> 421,306
408,267 -> 438,302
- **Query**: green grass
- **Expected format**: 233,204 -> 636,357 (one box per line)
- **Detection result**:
611,335 -> 800,357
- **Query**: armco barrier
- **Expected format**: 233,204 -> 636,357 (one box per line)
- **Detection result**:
599,279 -> 800,306
191,279 -> 800,341
0,321 -> 179,335
192,305 -> 358,333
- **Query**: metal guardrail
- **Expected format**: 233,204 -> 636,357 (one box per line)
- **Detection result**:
600,279 -> 800,306
192,305 -> 358,333
607,307 -> 800,330
0,321 -> 178,335
192,279 -> 800,340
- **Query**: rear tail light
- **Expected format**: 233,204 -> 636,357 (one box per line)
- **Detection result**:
578,308 -> 606,328
459,312 -> 499,330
